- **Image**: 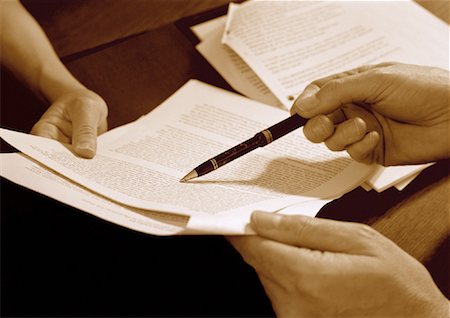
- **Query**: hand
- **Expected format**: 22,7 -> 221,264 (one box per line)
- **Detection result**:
228,212 -> 449,317
31,89 -> 108,158
291,63 -> 450,166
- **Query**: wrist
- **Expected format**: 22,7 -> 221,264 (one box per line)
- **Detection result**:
38,59 -> 86,103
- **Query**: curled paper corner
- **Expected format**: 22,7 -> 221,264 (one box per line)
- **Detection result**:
221,2 -> 241,44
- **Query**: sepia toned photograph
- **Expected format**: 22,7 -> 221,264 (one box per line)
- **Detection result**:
1,0 -> 449,317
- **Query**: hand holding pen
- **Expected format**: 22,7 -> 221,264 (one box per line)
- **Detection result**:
180,114 -> 307,182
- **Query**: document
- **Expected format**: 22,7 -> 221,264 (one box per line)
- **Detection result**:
1,152 -> 330,235
1,80 -> 373,235
195,0 -> 447,191
0,153 -> 192,236
197,24 -> 281,107
366,163 -> 434,193
222,1 -> 449,107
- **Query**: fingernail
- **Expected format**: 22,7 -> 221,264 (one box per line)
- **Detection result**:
251,211 -> 282,230
354,118 -> 367,135
368,131 -> 380,145
294,91 -> 319,116
76,142 -> 95,158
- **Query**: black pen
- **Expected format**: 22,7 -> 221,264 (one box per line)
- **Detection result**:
180,113 -> 308,182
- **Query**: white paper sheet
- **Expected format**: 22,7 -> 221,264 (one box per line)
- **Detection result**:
0,153 -> 328,236
191,15 -> 228,41
223,1 -> 449,107
366,163 -> 434,193
197,24 -> 281,107
0,153 -> 192,235
394,172 -> 421,191
0,80 -> 375,231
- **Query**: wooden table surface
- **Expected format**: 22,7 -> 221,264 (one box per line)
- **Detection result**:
1,0 -> 449,315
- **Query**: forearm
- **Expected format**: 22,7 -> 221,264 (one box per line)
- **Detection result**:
0,0 -> 85,103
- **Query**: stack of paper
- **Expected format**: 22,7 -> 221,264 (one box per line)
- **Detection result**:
193,0 -> 449,192
1,1 -> 448,236
0,81 -> 375,235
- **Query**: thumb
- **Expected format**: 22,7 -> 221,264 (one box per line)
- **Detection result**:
292,71 -> 380,118
250,211 -> 380,254
71,105 -> 101,158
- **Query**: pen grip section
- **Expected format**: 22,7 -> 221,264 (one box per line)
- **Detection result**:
268,114 -> 308,141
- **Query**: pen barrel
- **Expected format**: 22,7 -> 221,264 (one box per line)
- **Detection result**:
214,134 -> 264,166
192,114 -> 308,178
196,134 -> 265,176
266,113 -> 308,142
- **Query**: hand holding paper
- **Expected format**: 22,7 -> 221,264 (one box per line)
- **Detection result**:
228,212 -> 449,317
0,80 -> 375,235
31,89 -> 108,158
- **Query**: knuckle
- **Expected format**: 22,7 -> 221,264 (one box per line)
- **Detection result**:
69,93 -> 108,118
353,223 -> 380,243
307,81 -> 321,91
31,121 -> 52,136
326,79 -> 339,91
76,124 -> 97,138
368,68 -> 393,82
341,223 -> 382,253
280,215 -> 312,240
326,78 -> 345,95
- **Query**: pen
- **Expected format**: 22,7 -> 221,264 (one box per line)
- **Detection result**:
180,113 -> 308,182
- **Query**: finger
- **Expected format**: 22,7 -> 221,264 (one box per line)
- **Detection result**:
31,121 -> 71,143
290,64 -> 384,117
250,212 -> 382,254
227,236 -> 332,284
70,104 -> 103,159
327,108 -> 346,125
290,65 -> 378,115
36,112 -> 73,138
324,117 -> 367,151
346,131 -> 381,164
292,67 -> 389,118
302,115 -> 335,143
308,62 -> 394,89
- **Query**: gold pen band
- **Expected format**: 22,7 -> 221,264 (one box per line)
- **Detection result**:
261,129 -> 273,144
210,158 -> 219,170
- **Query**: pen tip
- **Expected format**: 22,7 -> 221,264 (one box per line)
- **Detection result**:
179,170 -> 198,183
